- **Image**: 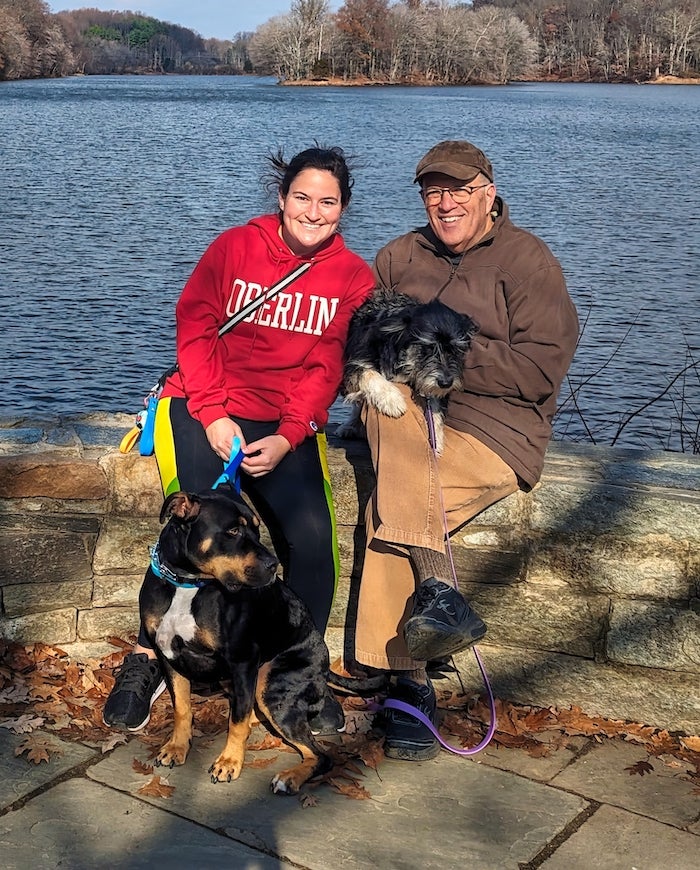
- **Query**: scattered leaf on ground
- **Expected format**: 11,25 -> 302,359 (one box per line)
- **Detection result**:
137,775 -> 175,798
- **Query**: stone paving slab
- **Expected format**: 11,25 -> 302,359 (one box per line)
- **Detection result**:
0,731 -> 97,812
0,778 -> 291,870
468,730 -> 589,782
540,804 -> 699,869
550,740 -> 699,828
87,732 -> 588,870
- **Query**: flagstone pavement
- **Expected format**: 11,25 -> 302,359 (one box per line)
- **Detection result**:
1,716 -> 698,869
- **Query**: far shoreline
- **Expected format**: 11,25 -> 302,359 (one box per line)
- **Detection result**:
280,73 -> 700,87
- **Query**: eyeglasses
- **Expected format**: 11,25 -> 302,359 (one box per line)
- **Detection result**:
421,183 -> 491,206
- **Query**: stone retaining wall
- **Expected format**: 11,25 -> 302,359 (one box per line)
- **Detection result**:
1,413 -> 698,733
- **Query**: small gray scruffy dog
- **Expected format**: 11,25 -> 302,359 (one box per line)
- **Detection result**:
338,288 -> 478,453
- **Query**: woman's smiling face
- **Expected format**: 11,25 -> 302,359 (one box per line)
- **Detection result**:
278,168 -> 344,257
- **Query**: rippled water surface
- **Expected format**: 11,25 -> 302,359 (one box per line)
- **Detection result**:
1,76 -> 698,450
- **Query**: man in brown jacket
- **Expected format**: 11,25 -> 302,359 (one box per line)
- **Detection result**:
354,140 -> 579,761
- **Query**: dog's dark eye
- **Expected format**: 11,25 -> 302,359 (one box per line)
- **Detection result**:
226,527 -> 240,537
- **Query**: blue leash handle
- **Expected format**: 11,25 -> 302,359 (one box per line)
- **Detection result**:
212,437 -> 243,492
138,395 -> 158,456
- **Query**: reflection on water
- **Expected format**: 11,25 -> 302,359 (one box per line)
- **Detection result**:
1,76 -> 698,451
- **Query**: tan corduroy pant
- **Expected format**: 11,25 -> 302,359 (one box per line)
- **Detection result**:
354,385 -> 519,672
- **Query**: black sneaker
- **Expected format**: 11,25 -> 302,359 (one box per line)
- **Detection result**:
103,653 -> 166,732
376,678 -> 440,761
309,691 -> 346,736
403,578 -> 487,661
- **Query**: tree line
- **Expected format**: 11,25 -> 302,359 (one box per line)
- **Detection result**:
1,0 -> 698,84
0,0 -> 251,79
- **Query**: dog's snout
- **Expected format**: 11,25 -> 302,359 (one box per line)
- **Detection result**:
436,375 -> 454,389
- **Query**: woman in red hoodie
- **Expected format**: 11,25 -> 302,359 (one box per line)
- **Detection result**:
104,145 -> 374,735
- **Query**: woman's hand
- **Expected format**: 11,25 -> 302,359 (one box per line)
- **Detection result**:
241,434 -> 291,478
205,418 -> 245,462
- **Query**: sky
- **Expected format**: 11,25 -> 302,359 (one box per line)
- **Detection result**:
47,1 -> 341,39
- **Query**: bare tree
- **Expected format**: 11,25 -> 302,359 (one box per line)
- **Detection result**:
249,1 -> 331,80
0,7 -> 32,79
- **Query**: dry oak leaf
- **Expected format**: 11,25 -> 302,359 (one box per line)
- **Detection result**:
137,775 -> 176,798
625,759 -> 654,777
0,713 -> 45,734
299,792 -> 320,808
0,684 -> 30,704
100,733 -> 128,753
248,733 -> 285,752
14,734 -> 63,764
680,736 -> 700,753
132,758 -> 154,775
245,755 -> 279,768
327,777 -> 371,800
357,739 -> 385,773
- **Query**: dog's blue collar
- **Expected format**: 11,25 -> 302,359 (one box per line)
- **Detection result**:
149,544 -> 210,589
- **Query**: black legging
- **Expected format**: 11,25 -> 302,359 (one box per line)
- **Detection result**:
136,396 -> 338,645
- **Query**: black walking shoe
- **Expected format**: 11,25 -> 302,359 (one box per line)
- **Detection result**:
403,578 -> 487,661
103,653 -> 166,732
375,678 -> 440,761
309,691 -> 346,736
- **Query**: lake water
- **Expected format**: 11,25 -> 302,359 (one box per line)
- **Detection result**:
1,76 -> 698,451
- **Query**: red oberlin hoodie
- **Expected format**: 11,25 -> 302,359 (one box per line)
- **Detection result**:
160,213 -> 374,449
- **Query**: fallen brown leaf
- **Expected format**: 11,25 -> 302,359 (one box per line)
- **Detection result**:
132,758 -> 154,774
327,777 -> 371,800
137,775 -> 176,798
245,755 -> 279,768
0,713 -> 45,734
680,736 -> 700,753
299,791 -> 320,807
100,733 -> 128,753
14,734 -> 62,764
625,759 -> 654,776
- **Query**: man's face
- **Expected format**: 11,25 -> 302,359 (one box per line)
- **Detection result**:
420,172 -> 496,254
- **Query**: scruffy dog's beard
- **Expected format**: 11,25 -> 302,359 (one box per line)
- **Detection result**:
338,289 -> 478,453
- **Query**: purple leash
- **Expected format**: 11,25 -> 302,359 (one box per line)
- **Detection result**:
374,403 -> 498,756
380,645 -> 497,756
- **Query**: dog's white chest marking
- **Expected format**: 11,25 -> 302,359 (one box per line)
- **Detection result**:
156,588 -> 198,659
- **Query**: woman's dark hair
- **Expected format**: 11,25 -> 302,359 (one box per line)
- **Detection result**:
264,144 -> 354,207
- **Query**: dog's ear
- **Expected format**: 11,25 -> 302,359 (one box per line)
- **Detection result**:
160,492 -> 202,524
376,308 -> 415,375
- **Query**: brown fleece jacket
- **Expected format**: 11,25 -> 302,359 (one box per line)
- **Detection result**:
373,198 -> 579,488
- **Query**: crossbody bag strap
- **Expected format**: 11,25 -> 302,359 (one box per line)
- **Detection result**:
154,260 -> 313,393
217,260 -> 312,337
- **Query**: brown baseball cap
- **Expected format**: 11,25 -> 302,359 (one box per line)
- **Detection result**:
414,140 -> 493,184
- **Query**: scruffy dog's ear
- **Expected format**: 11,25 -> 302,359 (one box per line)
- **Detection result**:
160,492 -> 201,524
377,308 -> 414,375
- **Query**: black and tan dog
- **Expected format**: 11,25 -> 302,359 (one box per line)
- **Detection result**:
140,487 -> 337,795
338,288 -> 478,452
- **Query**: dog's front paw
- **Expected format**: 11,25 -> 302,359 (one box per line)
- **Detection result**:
374,385 -> 407,418
270,767 -> 309,795
361,371 -> 406,418
209,752 -> 244,784
156,739 -> 190,768
270,772 -> 297,795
